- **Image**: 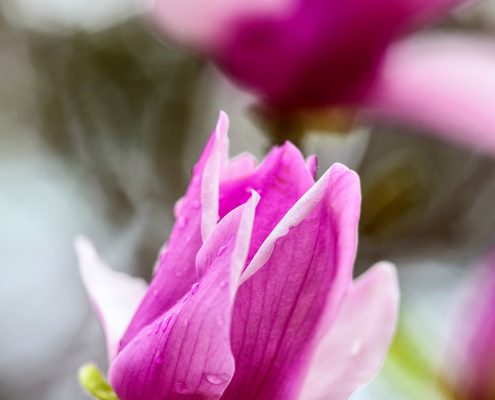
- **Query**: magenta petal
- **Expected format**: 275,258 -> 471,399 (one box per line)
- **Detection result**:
222,164 -> 361,400
299,262 -> 400,400
109,194 -> 258,400
75,236 -> 148,362
215,0 -> 461,108
363,35 -> 495,154
220,142 -> 314,264
119,112 -> 228,349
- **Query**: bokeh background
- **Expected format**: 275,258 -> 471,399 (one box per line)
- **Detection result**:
1,0 -> 495,399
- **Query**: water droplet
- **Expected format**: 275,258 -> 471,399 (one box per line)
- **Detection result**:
175,382 -> 189,393
351,339 -> 362,355
219,281 -> 227,289
191,282 -> 200,295
277,225 -> 290,237
281,151 -> 291,166
152,289 -> 159,298
192,175 -> 201,186
192,199 -> 201,209
155,351 -> 163,364
217,245 -> 227,257
177,216 -> 188,229
174,197 -> 187,217
205,373 -> 230,385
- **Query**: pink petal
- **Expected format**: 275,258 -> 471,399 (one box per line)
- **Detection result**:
455,250 -> 495,399
221,153 -> 258,182
75,236 -> 147,362
222,163 -> 361,400
119,112 -> 228,350
219,142 -> 314,265
306,155 -> 318,181
109,194 -> 258,400
150,0 -> 296,51
363,34 -> 495,154
299,262 -> 400,400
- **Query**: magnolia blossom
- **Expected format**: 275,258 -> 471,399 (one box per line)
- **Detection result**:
77,112 -> 399,400
151,0 -> 495,153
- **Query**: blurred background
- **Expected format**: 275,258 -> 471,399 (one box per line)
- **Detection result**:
1,0 -> 495,399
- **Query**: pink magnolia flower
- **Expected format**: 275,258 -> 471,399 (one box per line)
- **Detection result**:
77,112 -> 400,400
151,0 -> 495,154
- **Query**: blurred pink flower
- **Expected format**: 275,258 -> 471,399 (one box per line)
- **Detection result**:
77,112 -> 399,400
151,0 -> 495,153
454,251 -> 495,400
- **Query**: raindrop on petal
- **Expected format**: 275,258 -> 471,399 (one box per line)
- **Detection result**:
351,339 -> 362,355
205,373 -> 230,385
177,216 -> 188,229
175,382 -> 189,394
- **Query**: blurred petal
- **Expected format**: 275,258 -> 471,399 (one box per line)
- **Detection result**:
75,236 -> 147,362
215,0 -> 462,108
109,194 -> 258,400
222,164 -> 361,399
120,112 -> 228,349
364,35 -> 495,154
299,262 -> 400,400
456,250 -> 495,399
150,0 -> 296,51
219,142 -> 314,264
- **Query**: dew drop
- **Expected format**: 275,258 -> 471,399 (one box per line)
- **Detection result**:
281,151 -> 292,166
177,216 -> 188,229
205,373 -> 230,385
351,339 -> 362,355
155,351 -> 163,364
192,175 -> 201,186
152,289 -> 159,298
217,245 -> 227,257
174,197 -> 187,217
175,382 -> 189,394
191,282 -> 200,295
219,281 -> 227,289
277,225 -> 290,237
